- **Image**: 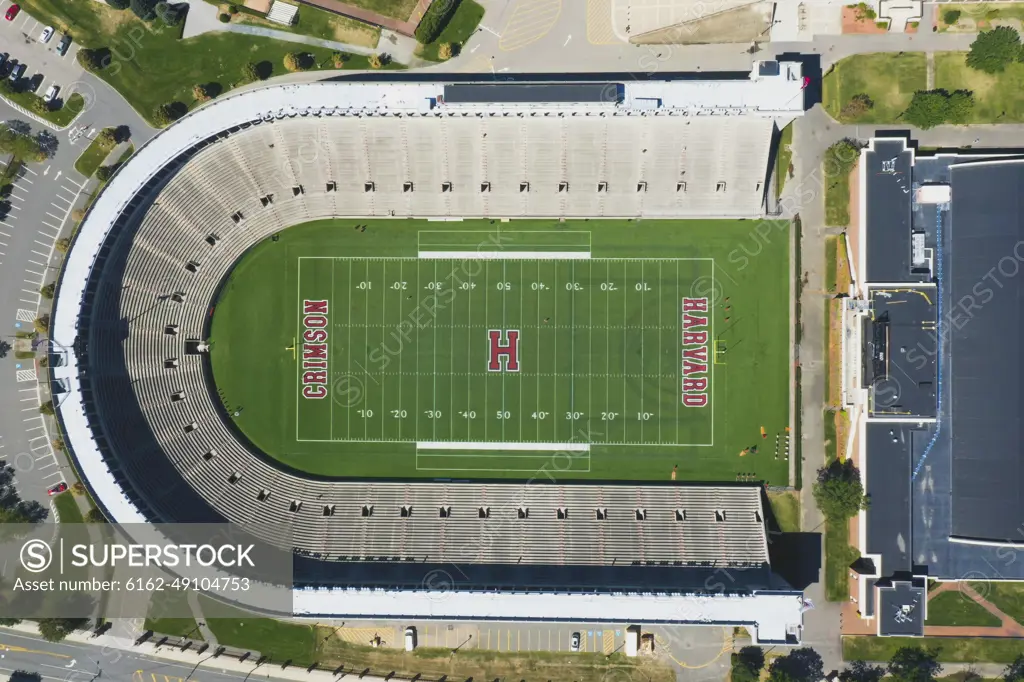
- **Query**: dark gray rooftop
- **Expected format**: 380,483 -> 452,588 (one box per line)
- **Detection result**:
443,83 -> 622,105
948,160 -> 1024,542
877,579 -> 925,636
865,423 -> 914,574
865,287 -> 938,418
865,139 -> 918,283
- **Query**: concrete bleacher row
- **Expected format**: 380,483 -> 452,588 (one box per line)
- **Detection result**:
64,96 -> 781,570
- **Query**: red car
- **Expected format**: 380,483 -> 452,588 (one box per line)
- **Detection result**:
47,481 -> 68,496
5,4 -> 20,20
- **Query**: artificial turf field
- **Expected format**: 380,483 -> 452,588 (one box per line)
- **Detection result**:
209,219 -> 791,484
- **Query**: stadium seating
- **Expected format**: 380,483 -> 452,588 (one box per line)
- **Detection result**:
74,112 -> 777,568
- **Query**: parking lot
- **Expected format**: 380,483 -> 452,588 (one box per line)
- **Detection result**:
0,0 -> 82,103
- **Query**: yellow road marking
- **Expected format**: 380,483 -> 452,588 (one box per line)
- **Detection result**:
586,0 -> 621,44
655,630 -> 732,670
0,645 -> 70,660
499,0 -> 562,52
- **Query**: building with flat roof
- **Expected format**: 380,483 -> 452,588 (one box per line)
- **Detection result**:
843,136 -> 1024,637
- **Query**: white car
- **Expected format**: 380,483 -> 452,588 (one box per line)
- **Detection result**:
43,84 -> 58,103
38,25 -> 54,43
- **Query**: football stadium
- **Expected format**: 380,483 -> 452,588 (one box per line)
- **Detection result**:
844,136 -> 1024,637
50,70 -> 808,643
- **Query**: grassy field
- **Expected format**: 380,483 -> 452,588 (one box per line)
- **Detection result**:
844,636 -> 1024,663
939,3 -> 1024,30
209,219 -> 790,483
73,135 -> 116,178
974,582 -> 1024,625
53,491 -> 84,524
417,0 -> 485,61
768,490 -> 800,532
0,89 -> 85,128
825,162 -> 855,227
925,590 -> 1002,628
212,0 -> 380,48
203,607 -> 675,682
825,520 -> 857,601
822,53 -> 927,123
7,0 -> 396,125
934,52 -> 1024,123
336,0 -> 418,20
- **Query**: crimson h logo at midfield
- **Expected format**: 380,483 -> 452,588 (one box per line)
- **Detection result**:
487,330 -> 520,372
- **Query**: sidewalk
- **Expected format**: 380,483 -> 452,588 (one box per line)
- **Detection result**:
3,622 -> 391,682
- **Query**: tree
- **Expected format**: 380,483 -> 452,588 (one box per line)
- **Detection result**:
85,508 -> 107,523
0,460 -> 47,523
152,101 -> 187,127
945,89 -> 975,124
414,0 -> 461,43
943,8 -> 961,24
240,61 -> 260,83
37,618 -> 89,643
39,400 -> 54,416
1003,654 -> 1024,682
56,237 -> 71,254
39,282 -> 55,299
768,648 -> 824,682
77,47 -> 110,72
824,138 -> 861,180
438,42 -> 453,60
96,165 -> 114,182
283,52 -> 303,72
193,83 -> 212,102
0,340 -> 10,359
332,52 -> 349,68
52,436 -> 65,452
888,647 -> 942,682
903,90 -> 949,129
97,127 -> 118,146
840,93 -> 874,120
840,660 -> 886,682
9,671 -> 42,682
218,12 -> 230,22
732,646 -> 766,682
107,0 -> 130,8
966,26 -> 1022,74
33,314 -> 49,335
130,0 -> 160,20
813,458 -> 868,520
0,123 -> 49,162
368,53 -> 383,69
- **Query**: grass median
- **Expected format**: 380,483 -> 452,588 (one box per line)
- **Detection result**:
844,635 -> 1024,663
0,87 -> 85,128
417,0 -> 485,61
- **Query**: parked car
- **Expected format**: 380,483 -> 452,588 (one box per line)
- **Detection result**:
0,52 -> 8,71
47,481 -> 68,496
570,631 -> 581,652
8,61 -> 25,83
38,25 -> 53,43
404,626 -> 416,651
57,34 -> 71,56
4,4 -> 19,20
43,83 -> 58,103
27,72 -> 43,92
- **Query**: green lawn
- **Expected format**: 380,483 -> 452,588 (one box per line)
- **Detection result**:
74,136 -> 116,178
925,590 -> 1002,627
53,491 -> 84,524
974,582 -> 1024,625
0,88 -> 85,128
209,218 -> 790,483
775,123 -> 793,200
939,3 -> 1024,31
934,52 -> 1024,123
215,0 -> 380,48
825,519 -> 857,601
206,613 -> 318,663
822,53 -> 927,123
325,0 -> 418,21
824,162 -> 853,227
844,636 -> 1024,663
768,491 -> 800,532
7,0 -> 398,126
145,616 -> 203,639
418,0 -> 485,61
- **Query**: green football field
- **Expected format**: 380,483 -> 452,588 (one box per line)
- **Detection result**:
208,219 -> 792,484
